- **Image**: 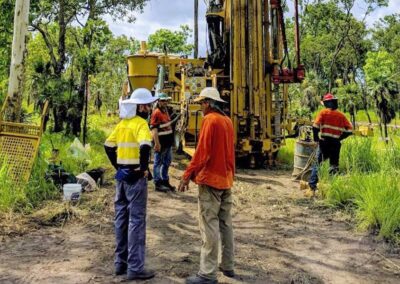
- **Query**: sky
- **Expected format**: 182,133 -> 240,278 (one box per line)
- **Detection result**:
105,0 -> 399,57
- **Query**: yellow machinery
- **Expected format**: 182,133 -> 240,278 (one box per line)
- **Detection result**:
0,97 -> 49,185
127,42 -> 208,156
127,0 -> 304,166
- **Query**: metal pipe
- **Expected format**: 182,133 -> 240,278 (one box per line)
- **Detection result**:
274,84 -> 281,138
294,0 -> 301,67
155,65 -> 165,95
270,0 -> 280,61
248,0 -> 255,139
194,110 -> 202,148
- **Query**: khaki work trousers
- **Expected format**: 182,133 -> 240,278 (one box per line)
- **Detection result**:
198,184 -> 234,280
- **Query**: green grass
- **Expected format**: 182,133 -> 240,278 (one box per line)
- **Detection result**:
277,138 -> 295,167
0,162 -> 25,213
41,124 -> 112,176
283,133 -> 400,240
0,150 -> 58,214
319,137 -> 400,240
0,113 -> 117,214
340,136 -> 379,173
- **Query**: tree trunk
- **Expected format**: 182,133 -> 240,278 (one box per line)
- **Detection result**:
5,0 -> 30,122
72,0 -> 95,136
194,0 -> 198,58
361,87 -> 372,124
82,80 -> 89,145
53,104 -> 67,132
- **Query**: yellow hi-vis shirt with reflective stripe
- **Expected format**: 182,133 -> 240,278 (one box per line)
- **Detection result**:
104,116 -> 152,165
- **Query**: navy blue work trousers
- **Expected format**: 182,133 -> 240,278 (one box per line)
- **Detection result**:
114,178 -> 148,273
309,139 -> 341,189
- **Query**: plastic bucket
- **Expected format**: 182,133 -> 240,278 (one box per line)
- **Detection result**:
63,183 -> 82,201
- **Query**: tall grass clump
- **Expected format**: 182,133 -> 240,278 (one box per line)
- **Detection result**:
320,134 -> 400,240
0,151 -> 58,214
354,173 -> 400,239
340,136 -> 379,173
379,141 -> 400,171
23,151 -> 58,212
0,161 -> 26,213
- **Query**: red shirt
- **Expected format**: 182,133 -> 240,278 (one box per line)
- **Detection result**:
313,109 -> 353,139
150,107 -> 174,147
183,111 -> 235,190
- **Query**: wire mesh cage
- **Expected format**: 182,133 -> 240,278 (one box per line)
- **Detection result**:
0,97 -> 49,186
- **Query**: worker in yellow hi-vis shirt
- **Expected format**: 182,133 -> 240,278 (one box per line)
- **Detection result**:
104,88 -> 157,281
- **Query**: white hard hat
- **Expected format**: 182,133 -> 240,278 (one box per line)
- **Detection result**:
127,88 -> 158,104
194,87 -> 226,103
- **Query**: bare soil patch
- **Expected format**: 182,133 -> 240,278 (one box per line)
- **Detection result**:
1,159 -> 399,283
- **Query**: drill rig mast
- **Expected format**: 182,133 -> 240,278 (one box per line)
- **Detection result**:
126,0 -> 304,167
204,0 -> 304,165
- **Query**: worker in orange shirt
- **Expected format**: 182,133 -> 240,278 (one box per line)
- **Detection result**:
309,93 -> 353,192
178,87 -> 235,284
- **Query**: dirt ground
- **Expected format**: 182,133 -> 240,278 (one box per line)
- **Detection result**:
1,158 -> 400,284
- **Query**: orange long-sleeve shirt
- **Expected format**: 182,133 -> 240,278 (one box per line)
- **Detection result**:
313,109 -> 353,139
183,111 -> 235,190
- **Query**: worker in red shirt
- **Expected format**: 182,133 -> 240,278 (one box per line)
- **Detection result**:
309,93 -> 353,192
178,87 -> 235,284
150,93 -> 175,192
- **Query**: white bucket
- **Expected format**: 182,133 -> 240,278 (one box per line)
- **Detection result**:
63,183 -> 82,201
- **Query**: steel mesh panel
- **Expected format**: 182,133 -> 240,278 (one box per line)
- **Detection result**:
0,123 -> 40,136
0,135 -> 38,185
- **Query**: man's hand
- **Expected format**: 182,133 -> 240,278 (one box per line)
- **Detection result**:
154,142 -> 161,152
178,178 -> 190,192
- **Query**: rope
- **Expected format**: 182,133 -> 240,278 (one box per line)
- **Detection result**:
292,146 -> 318,181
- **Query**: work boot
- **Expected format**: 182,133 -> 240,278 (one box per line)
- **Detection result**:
163,179 -> 176,192
186,274 -> 217,284
304,187 -> 318,198
127,269 -> 155,280
115,265 -> 127,276
155,181 -> 169,193
219,267 -> 235,278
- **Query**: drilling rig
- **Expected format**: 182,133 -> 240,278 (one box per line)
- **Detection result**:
127,0 -> 304,167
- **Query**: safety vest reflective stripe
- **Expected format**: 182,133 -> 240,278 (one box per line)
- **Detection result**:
158,129 -> 173,136
117,142 -> 139,148
117,158 -> 140,165
140,140 -> 152,146
160,121 -> 173,128
321,132 -> 341,139
104,141 -> 117,147
320,124 -> 346,132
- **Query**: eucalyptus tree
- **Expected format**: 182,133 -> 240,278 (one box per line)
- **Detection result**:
300,0 -> 388,92
90,35 -> 140,112
29,0 -> 149,133
147,25 -> 194,56
0,0 -> 15,100
5,0 -> 30,122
